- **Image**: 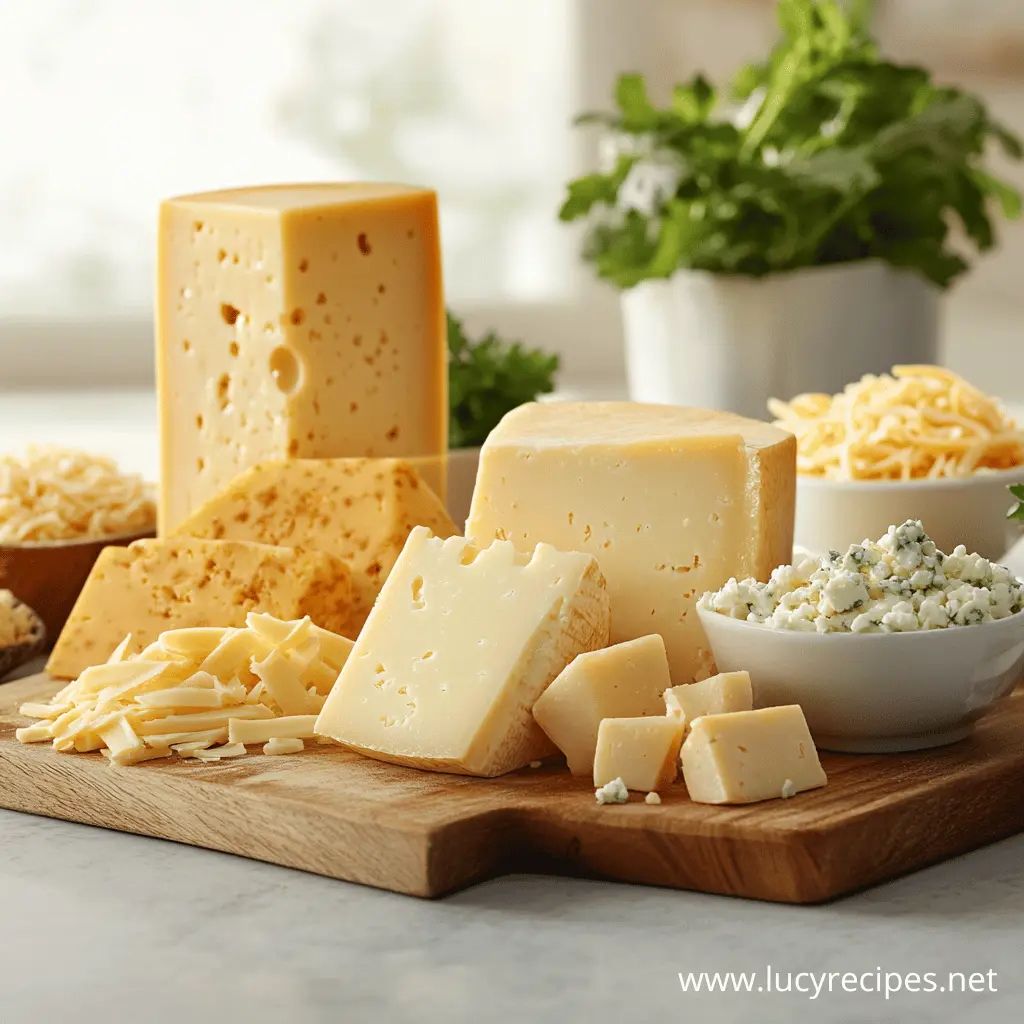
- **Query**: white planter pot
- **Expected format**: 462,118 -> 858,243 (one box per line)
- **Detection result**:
620,262 -> 940,420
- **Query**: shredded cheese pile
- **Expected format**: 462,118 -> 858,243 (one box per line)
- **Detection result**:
16,613 -> 351,765
768,366 -> 1024,481
0,446 -> 157,543
0,589 -> 41,648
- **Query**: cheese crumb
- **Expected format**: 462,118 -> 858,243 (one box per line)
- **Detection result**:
781,778 -> 796,799
595,777 -> 629,804
644,792 -> 662,805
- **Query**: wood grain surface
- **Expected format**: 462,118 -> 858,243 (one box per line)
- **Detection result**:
2,673 -> 1023,904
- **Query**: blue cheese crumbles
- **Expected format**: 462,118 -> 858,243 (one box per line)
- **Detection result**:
700,521 -> 1024,634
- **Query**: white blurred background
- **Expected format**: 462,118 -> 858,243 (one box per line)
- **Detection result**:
0,0 -> 1021,396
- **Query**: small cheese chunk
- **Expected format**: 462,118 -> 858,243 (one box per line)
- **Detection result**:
47,537 -> 352,679
595,777 -> 629,804
681,706 -> 827,805
593,716 -> 686,792
532,635 -> 670,777
467,401 -> 795,684
644,791 -> 662,805
665,671 -> 753,727
263,737 -> 305,756
157,183 -> 447,534
173,458 -> 458,634
315,526 -> 611,777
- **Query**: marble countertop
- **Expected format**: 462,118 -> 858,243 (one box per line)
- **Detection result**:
2,389 -> 1023,1024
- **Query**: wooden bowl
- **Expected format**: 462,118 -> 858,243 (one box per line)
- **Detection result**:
0,529 -> 154,646
0,596 -> 46,682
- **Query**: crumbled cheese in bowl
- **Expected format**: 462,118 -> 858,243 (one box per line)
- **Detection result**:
699,521 -> 1024,634
0,589 -> 42,648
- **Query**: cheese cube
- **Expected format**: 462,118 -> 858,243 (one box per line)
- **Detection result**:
156,183 -> 447,534
46,538 -> 352,679
681,706 -> 827,805
172,457 -> 458,631
593,716 -> 686,792
467,402 -> 795,685
315,526 -> 611,777
665,671 -> 753,726
532,635 -> 670,776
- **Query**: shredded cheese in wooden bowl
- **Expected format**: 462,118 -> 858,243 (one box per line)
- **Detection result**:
769,366 -> 1024,482
0,589 -> 43,648
0,447 -> 157,544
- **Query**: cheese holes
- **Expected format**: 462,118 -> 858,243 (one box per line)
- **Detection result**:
411,576 -> 424,608
290,308 -> 305,326
269,347 -> 301,395
217,249 -> 227,263
357,233 -> 372,255
182,340 -> 191,353
220,304 -> 240,326
217,374 -> 231,411
195,414 -> 203,429
298,258 -> 309,273
229,342 -> 239,357
316,292 -> 326,305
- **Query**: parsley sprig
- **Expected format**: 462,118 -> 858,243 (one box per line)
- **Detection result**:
1007,484 -> 1024,522
448,312 -> 560,450
560,0 -> 1022,289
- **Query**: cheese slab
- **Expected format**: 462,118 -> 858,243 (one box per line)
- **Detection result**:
172,457 -> 458,631
467,401 -> 796,684
681,705 -> 827,805
46,538 -> 352,679
532,635 -> 670,776
593,716 -> 686,792
315,526 -> 611,777
665,671 -> 753,727
156,183 -> 447,534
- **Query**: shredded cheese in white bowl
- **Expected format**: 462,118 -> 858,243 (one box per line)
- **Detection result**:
0,447 -> 157,544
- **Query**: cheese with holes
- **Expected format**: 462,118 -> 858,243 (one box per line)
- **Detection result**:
467,402 -> 796,685
681,705 -> 827,804
532,635 -> 670,776
173,457 -> 458,631
315,526 -> 610,777
665,671 -> 753,727
593,716 -> 686,792
46,538 -> 352,679
157,183 -> 447,534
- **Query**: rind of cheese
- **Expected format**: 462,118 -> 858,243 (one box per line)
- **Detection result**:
593,716 -> 686,792
156,183 -> 447,534
18,614 -> 351,766
46,537 -> 352,679
467,401 -> 796,684
665,671 -> 753,727
532,634 -> 670,777
172,458 -> 458,632
681,705 -> 827,805
315,526 -> 611,777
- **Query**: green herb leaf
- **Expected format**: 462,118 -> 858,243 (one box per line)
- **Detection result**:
1008,484 -> 1024,521
447,312 -> 560,450
561,0 -> 1023,290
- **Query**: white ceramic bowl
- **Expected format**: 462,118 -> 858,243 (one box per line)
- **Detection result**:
697,606 -> 1024,753
794,467 -> 1024,562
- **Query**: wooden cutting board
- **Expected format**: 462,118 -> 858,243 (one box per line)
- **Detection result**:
2,672 -> 1023,904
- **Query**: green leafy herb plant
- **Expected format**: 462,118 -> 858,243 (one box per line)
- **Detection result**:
448,312 -> 560,450
560,0 -> 1022,290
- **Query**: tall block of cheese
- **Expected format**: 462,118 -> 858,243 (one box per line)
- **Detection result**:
157,183 -> 447,534
467,402 -> 796,684
173,458 -> 459,629
46,538 -> 352,679
315,527 -> 611,777
532,635 -> 670,776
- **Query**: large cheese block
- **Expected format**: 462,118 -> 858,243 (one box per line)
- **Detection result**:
314,526 -> 611,777
681,705 -> 827,805
172,458 -> 459,629
46,538 -> 352,679
467,402 -> 796,684
156,183 -> 447,534
532,635 -> 670,777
